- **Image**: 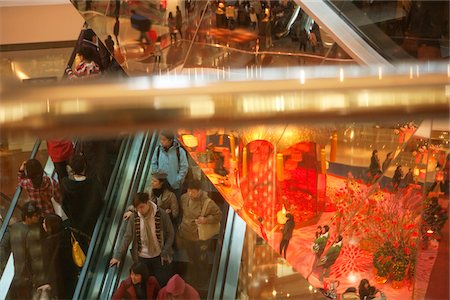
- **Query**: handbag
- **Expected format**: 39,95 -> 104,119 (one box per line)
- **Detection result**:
197,199 -> 220,241
48,175 -> 68,221
71,232 -> 86,267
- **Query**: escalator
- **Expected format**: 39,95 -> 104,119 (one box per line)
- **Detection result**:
297,0 -> 448,64
75,131 -> 245,300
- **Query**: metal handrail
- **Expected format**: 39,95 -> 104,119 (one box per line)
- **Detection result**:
72,135 -> 129,299
0,139 -> 41,242
100,131 -> 159,300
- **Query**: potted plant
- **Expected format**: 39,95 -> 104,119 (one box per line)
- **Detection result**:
373,242 -> 394,283
391,256 -> 408,289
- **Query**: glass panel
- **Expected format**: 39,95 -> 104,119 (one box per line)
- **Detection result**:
0,48 -> 74,82
327,1 -> 449,61
179,118 -> 448,299
75,0 -> 356,76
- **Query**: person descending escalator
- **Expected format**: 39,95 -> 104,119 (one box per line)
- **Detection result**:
157,274 -> 200,300
61,154 -> 103,252
18,159 -> 60,214
26,214 -> 78,299
0,201 -> 42,299
110,192 -> 175,287
112,261 -> 160,300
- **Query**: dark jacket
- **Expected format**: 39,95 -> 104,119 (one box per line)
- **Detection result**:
112,276 -> 160,300
0,222 -> 31,286
281,218 -> 295,240
62,176 -> 103,237
27,225 -> 77,298
131,12 -> 151,32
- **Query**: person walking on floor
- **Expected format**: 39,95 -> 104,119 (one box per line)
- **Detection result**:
176,6 -> 183,38
392,165 -> 403,192
279,213 -> 295,259
130,9 -> 151,45
168,12 -> 177,45
317,235 -> 343,281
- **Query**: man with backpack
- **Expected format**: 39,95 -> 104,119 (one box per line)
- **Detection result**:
151,130 -> 189,201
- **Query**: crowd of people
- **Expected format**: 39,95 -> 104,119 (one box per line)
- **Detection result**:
0,147 -> 107,299
109,130 -> 223,299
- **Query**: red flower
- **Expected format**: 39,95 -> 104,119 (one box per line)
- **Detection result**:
404,247 -> 410,255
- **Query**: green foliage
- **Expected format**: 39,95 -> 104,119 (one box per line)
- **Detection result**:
373,242 -> 394,277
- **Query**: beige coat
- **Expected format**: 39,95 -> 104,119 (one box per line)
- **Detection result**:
178,191 -> 222,241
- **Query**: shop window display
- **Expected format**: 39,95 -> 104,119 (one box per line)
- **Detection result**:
177,120 -> 449,300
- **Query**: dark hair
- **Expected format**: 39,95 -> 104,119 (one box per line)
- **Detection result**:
336,234 -> 343,242
22,201 -> 41,220
130,262 -> 149,283
131,9 -> 136,14
168,12 -> 173,18
133,192 -> 149,207
372,150 -> 378,156
78,46 -> 96,62
160,130 -> 175,141
69,154 -> 87,175
44,214 -> 63,235
286,213 -> 293,220
25,159 -> 44,188
344,287 -> 357,293
358,279 -> 376,298
151,176 -> 172,193
323,225 -> 330,232
187,179 -> 202,190
83,29 -> 95,41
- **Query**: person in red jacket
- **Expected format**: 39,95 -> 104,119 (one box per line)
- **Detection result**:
157,274 -> 199,300
47,139 -> 73,181
112,262 -> 160,300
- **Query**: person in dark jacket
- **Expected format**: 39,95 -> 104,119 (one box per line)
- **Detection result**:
131,9 -> 151,44
27,214 -> 77,299
0,201 -> 41,299
112,262 -> 160,300
392,165 -> 403,192
279,213 -> 295,258
369,150 -> 382,183
62,154 -> 103,251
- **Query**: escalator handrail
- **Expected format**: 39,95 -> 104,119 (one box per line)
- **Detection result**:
323,0 -> 396,62
72,135 -> 130,300
100,132 -> 160,300
0,139 -> 41,242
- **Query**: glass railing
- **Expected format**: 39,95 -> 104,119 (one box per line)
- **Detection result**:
325,0 -> 448,61
73,132 -> 149,299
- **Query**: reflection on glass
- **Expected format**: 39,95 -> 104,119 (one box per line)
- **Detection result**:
74,0 -> 356,76
178,120 -> 448,299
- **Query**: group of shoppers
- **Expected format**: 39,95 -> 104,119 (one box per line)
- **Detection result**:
109,130 -> 223,298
